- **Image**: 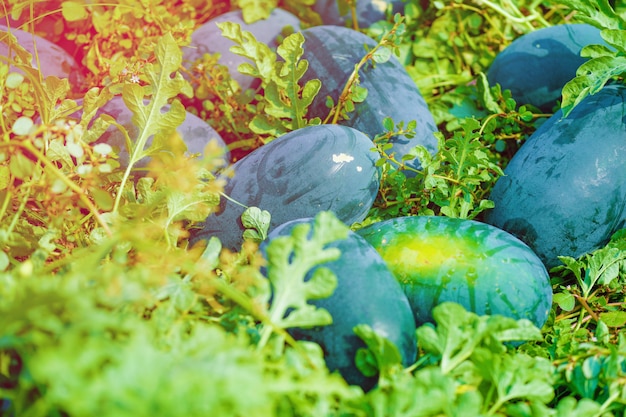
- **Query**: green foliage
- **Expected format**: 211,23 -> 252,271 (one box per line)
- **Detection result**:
115,33 -> 194,209
367,116 -> 504,222
183,21 -> 322,155
348,303 -> 553,417
182,51 -> 261,153
354,323 -> 405,383
364,69 -> 551,225
218,21 -> 322,142
558,0 -> 626,116
2,0 -> 229,93
550,230 -> 626,339
0,245 -> 355,416
260,211 -> 348,347
418,117 -> 504,219
1,0 -> 626,416
241,206 -> 272,243
373,0 -> 567,124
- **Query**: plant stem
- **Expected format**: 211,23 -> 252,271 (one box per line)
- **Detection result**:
471,0 -> 538,29
328,16 -> 404,125
16,141 -> 113,237
574,294 -> 600,323
5,188 -> 29,239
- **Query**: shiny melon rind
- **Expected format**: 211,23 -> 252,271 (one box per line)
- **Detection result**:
487,23 -> 607,111
299,25 -> 438,171
190,124 -> 381,250
484,84 -> 626,269
356,216 -> 553,329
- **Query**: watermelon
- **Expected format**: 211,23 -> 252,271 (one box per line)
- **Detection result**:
356,215 -> 553,330
299,25 -> 438,171
484,84 -> 626,268
261,216 -> 417,390
189,124 -> 381,250
487,24 -> 608,111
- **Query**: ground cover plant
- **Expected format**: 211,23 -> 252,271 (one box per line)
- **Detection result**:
1,0 -> 626,416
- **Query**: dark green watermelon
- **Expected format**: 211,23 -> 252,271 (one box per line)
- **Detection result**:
299,25 -> 438,171
261,216 -> 417,391
189,124 -> 381,250
357,215 -> 553,330
484,84 -> 626,268
487,24 -> 608,111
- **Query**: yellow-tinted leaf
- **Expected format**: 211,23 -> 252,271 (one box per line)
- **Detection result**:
91,187 -> 114,211
9,152 -> 35,179
40,77 -> 71,123
0,29 -> 32,65
237,0 -> 277,23
599,311 -> 626,328
0,251 -> 8,271
122,33 -> 191,166
61,1 -> 89,22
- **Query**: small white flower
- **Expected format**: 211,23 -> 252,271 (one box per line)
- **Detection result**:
130,74 -> 140,83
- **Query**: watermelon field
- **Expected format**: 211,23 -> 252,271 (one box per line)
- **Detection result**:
1,0 -> 626,415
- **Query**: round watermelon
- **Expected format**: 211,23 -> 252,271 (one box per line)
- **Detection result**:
484,84 -> 626,268
261,216 -> 417,391
313,0 -> 405,28
0,24 -> 84,87
357,215 -> 553,330
487,23 -> 609,111
299,25 -> 439,172
189,124 -> 381,250
62,95 -> 230,171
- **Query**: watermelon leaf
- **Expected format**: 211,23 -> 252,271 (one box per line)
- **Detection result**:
561,54 -> 626,117
256,32 -> 321,132
555,241 -> 626,300
236,0 -> 278,23
416,302 -> 542,375
241,206 -> 271,243
558,0 -> 626,117
354,323 -> 405,382
79,88 -> 116,144
217,21 -> 276,81
113,32 -> 193,212
556,0 -> 625,31
258,211 -> 349,348
473,350 -> 555,413
218,22 -> 322,142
